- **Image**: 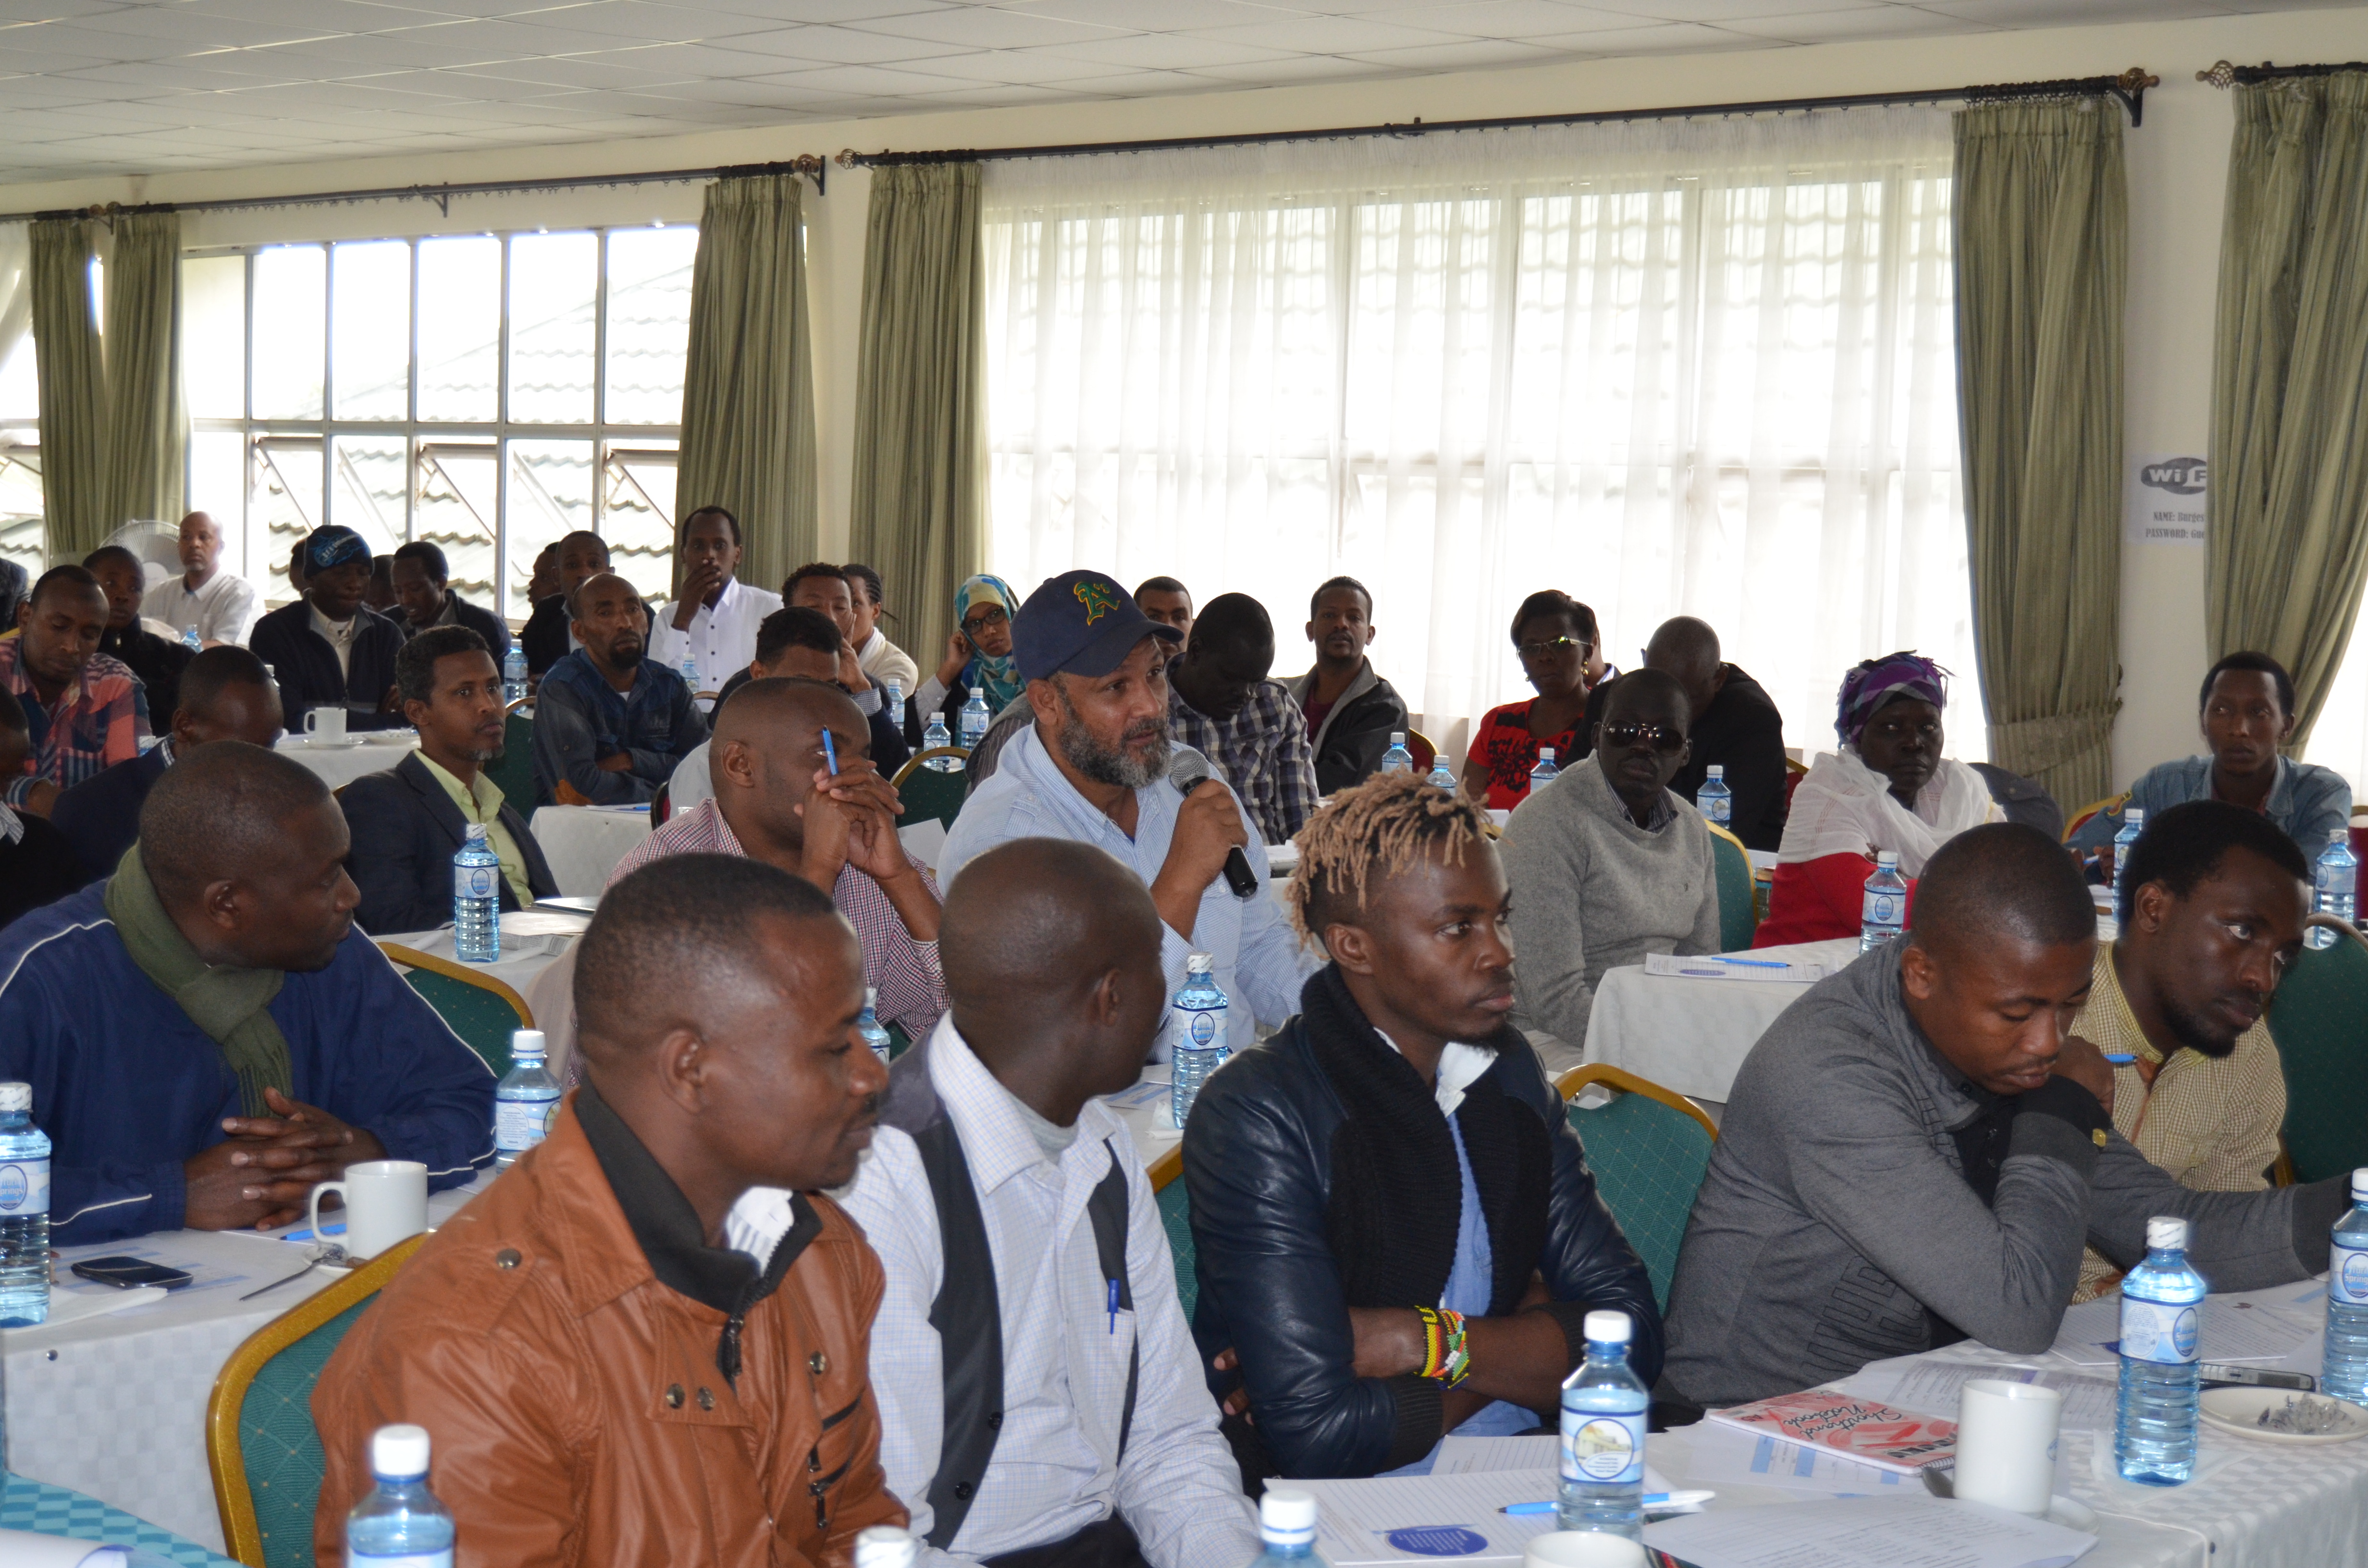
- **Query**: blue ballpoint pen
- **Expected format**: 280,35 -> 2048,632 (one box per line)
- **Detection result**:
1107,1278 -> 1120,1334
822,727 -> 839,776
1500,1493 -> 1713,1515
1706,955 -> 1789,969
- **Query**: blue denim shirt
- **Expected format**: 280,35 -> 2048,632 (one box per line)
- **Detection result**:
939,724 -> 1320,1054
530,651 -> 707,807
2070,753 -> 2352,858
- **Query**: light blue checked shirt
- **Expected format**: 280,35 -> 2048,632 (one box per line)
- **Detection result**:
838,1019 -> 1258,1568
938,725 -> 1319,1056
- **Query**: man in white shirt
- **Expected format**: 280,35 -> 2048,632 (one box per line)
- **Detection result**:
842,837 -> 1258,1568
647,505 -> 781,696
843,563 -> 922,696
145,512 -> 258,647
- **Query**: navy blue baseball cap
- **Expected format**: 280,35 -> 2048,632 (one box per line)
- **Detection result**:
302,524 -> 370,574
1012,569 -> 1182,681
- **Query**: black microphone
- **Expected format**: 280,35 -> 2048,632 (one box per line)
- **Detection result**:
1168,750 -> 1261,899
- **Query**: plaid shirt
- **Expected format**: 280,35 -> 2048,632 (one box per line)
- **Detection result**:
2072,940 -> 2286,1301
607,799 -> 946,1039
0,639 -> 149,807
1168,679 -> 1320,846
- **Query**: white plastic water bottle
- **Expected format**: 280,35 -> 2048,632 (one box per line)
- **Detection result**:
1859,851 -> 1907,954
1696,764 -> 1731,827
679,653 -> 703,694
2116,1214 -> 2206,1485
884,678 -> 903,728
453,823 -> 501,964
1557,1309 -> 1649,1538
502,644 -> 528,705
958,689 -> 991,750
858,987 -> 893,1065
345,1424 -> 455,1566
1169,954 -> 1230,1129
493,1029 -> 560,1173
182,625 -> 202,652
2324,1168 -> 2368,1403
1380,732 -> 1413,775
1248,1489 -> 1326,1568
2109,807 -> 2145,892
0,1083 -> 51,1329
1427,752 -> 1456,792
2309,828 -> 2358,949
1528,746 -> 1559,796
855,1525 -> 918,1568
923,713 -> 960,772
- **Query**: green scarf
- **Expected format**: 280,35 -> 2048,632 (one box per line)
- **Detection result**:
104,845 -> 292,1117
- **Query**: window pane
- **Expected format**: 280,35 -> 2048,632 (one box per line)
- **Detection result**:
0,334 -> 33,422
182,255 -> 246,419
329,434 -> 406,551
418,443 -> 499,612
602,440 -> 677,603
252,438 -> 321,607
251,246 -> 325,420
188,430 -> 246,572
333,242 -> 411,422
418,236 -> 499,424
508,233 -> 596,424
506,438 -> 594,621
604,228 -> 697,426
0,444 -> 42,583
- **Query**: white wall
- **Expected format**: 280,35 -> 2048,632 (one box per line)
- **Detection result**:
10,1 -> 2368,786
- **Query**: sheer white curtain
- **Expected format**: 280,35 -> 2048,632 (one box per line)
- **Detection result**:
2303,636 -> 2368,797
980,109 -> 1977,759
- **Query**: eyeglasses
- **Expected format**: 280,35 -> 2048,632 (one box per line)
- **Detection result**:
1599,720 -> 1687,754
963,605 -> 1009,632
1517,636 -> 1590,660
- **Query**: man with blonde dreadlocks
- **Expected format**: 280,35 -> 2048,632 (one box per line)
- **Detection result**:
1181,773 -> 1661,1483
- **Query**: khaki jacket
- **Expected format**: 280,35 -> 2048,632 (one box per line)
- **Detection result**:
311,1092 -> 906,1566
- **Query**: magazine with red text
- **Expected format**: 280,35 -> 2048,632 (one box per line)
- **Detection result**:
1703,1390 -> 1957,1475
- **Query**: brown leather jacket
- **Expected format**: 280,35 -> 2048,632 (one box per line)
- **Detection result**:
311,1089 -> 906,1566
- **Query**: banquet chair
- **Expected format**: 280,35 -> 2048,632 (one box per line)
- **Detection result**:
485,704 -> 536,815
380,942 -> 534,1077
208,1233 -> 429,1568
1405,729 -> 1438,775
1704,823 -> 1757,951
890,748 -> 972,831
2269,915 -> 2368,1185
1152,1151 -> 1195,1324
1556,1064 -> 1716,1312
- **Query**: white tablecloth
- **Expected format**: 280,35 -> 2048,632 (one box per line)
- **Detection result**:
529,805 -> 651,895
378,918 -> 578,1003
274,731 -> 416,792
2,1177 -> 486,1553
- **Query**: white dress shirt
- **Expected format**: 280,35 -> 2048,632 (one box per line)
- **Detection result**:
839,1019 -> 1259,1568
310,605 -> 358,678
647,576 -> 783,696
147,571 -> 259,646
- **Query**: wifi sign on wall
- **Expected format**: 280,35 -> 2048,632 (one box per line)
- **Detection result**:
2125,453 -> 2208,547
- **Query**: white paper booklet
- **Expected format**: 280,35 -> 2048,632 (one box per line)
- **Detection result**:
1642,953 -> 1826,984
1291,1470 -> 1565,1565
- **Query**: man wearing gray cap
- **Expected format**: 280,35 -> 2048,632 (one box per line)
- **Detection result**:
938,570 -> 1318,1057
248,525 -> 409,731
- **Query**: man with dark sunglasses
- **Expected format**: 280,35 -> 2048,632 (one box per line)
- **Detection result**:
1499,668 -> 1724,1056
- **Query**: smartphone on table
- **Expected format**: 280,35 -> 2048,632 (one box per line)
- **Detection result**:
69,1256 -> 196,1290
2198,1362 -> 2315,1391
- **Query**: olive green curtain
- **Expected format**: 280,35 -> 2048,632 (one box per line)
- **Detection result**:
2207,72 -> 2368,748
101,211 -> 185,535
29,217 -> 107,560
676,172 -> 818,597
848,164 -> 986,670
1953,99 -> 2127,809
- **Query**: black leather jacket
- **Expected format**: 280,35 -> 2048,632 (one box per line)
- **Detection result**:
1183,1004 -> 1664,1479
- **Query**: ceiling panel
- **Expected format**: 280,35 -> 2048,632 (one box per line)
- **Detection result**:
0,0 -> 2249,187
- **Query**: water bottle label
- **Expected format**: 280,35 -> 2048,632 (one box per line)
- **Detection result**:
1862,892 -> 1899,925
1559,1407 -> 1645,1484
455,864 -> 499,900
1184,1007 -> 1222,1047
1707,799 -> 1730,823
2119,1297 -> 2200,1364
2333,1243 -> 2368,1305
495,1095 -> 562,1152
0,1158 -> 49,1217
350,1554 -> 453,1567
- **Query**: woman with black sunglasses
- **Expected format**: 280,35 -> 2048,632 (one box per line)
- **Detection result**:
1461,590 -> 1610,811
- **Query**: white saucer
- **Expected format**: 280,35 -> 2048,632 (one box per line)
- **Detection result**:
2199,1386 -> 2368,1444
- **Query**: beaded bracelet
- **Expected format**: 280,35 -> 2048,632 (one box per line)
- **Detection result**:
1415,1306 -> 1472,1386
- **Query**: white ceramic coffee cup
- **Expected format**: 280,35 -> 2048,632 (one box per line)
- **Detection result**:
304,706 -> 348,743
1523,1531 -> 1648,1568
1954,1378 -> 2063,1516
309,1159 -> 429,1259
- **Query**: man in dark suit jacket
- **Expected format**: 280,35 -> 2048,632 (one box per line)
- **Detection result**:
390,540 -> 511,659
248,525 -> 409,732
342,625 -> 556,935
49,647 -> 285,884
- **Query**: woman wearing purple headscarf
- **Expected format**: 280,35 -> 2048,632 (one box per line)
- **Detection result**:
1752,651 -> 2000,947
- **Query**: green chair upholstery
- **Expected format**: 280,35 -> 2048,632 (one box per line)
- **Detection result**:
1560,1066 -> 1716,1313
886,1020 -> 914,1061
380,943 -> 532,1078
2270,927 -> 2368,1184
891,750 -> 972,832
1157,1174 -> 1196,1326
486,708 -> 536,815
210,1236 -> 426,1567
1706,824 -> 1757,951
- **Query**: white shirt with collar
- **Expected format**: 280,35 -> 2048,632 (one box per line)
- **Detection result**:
837,1018 -> 1259,1568
647,576 -> 783,696
148,571 -> 259,645
309,603 -> 359,678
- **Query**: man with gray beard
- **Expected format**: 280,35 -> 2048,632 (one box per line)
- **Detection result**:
939,569 -> 1318,1058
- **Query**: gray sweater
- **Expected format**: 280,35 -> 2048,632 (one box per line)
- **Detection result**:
1664,944 -> 2345,1406
1501,759 -> 1723,1049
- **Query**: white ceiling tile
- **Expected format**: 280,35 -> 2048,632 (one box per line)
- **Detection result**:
1917,0 -> 2217,19
850,5 -> 1130,49
1005,0 -> 1307,30
229,32 -> 519,69
690,0 -> 956,21
1015,66 -> 1230,91
1363,0 -> 1657,37
886,46 -> 1121,82
900,79 -> 1095,103
1581,0 -> 1883,19
1344,34 -> 1564,64
1183,50 -> 1394,79
4,18 -> 189,57
693,22 -> 963,61
492,0 -> 749,42
1182,13 -> 1474,49
1524,18 -> 1761,47
0,0 -> 138,21
73,6 -> 329,45
1028,31 -> 1295,66
1722,4 -> 1982,38
734,59 -> 976,93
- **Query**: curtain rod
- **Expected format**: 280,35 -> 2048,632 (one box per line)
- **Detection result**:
2198,59 -> 2368,86
837,65 -> 2161,169
0,155 -> 828,227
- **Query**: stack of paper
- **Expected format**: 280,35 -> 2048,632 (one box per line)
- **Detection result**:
1642,953 -> 1826,985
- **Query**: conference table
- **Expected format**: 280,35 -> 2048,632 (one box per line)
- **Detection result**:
272,727 -> 419,792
